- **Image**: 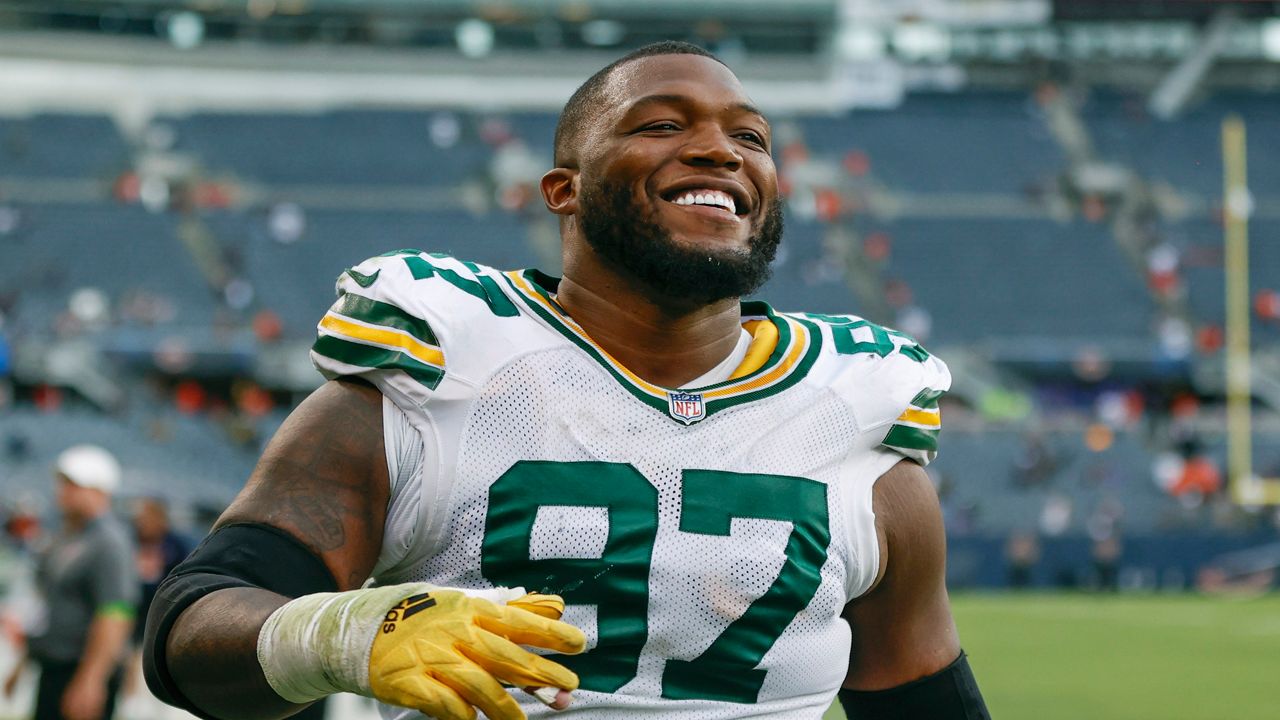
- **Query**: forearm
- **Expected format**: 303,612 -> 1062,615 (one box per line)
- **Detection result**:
164,587 -> 307,720
76,613 -> 133,683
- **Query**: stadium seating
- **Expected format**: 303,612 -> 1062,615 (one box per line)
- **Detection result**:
165,111 -> 490,186
1173,218 -> 1280,343
758,217 -> 867,316
0,203 -> 217,332
800,92 -> 1062,194
202,207 -> 539,337
0,114 -> 129,179
1086,91 -> 1280,197
0,406 -> 255,508
880,217 -> 1155,346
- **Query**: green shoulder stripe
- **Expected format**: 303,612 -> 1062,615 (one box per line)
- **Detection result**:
313,335 -> 444,390
910,387 -> 946,409
883,424 -> 939,452
332,292 -> 439,346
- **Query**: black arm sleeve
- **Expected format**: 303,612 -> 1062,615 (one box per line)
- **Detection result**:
141,523 -> 339,720
839,651 -> 990,720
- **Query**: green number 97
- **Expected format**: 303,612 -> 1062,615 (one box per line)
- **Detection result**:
481,461 -> 830,703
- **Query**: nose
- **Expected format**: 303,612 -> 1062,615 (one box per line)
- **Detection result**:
679,123 -> 743,170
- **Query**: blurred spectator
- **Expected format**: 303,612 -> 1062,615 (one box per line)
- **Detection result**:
123,498 -> 193,704
267,202 -> 305,244
428,112 -> 461,149
2,499 -> 41,551
130,497 -> 191,649
489,137 -> 543,212
4,446 -> 138,720
1090,534 -> 1122,592
1039,493 -> 1073,537
1170,453 -> 1222,503
252,309 -> 284,342
1005,531 -> 1040,589
1012,431 -> 1057,488
1,498 -> 44,684
895,305 -> 932,344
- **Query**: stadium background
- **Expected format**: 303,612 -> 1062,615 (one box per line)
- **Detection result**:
0,1 -> 1278,718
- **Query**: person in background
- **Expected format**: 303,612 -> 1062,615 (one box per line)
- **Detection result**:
1004,530 -> 1040,590
13,445 -> 138,720
131,498 -> 191,650
122,497 -> 192,704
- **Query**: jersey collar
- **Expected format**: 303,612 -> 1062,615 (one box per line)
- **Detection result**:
503,269 -> 822,425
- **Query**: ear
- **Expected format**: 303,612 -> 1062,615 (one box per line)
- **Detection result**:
540,167 -> 579,216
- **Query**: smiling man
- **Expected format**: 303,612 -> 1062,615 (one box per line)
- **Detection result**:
142,42 -> 988,720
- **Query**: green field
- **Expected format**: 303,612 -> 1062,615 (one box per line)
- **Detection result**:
824,592 -> 1280,720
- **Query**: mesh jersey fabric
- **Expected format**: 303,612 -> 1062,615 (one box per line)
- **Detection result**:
311,251 -> 951,719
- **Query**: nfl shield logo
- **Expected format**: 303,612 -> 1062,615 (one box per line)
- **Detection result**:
667,391 -> 706,425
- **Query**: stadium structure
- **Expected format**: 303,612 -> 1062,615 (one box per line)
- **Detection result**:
0,0 -> 1278,644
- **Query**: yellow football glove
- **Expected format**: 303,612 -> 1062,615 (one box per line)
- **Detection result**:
257,583 -> 585,720
370,589 -> 584,720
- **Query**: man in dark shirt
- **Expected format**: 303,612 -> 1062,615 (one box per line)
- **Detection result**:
131,497 -> 191,649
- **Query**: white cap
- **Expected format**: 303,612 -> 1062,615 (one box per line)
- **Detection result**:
55,444 -> 121,493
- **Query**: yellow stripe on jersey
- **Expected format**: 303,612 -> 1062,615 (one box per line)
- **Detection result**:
705,317 -> 806,398
730,319 -> 780,380
896,406 -> 941,428
320,314 -> 445,369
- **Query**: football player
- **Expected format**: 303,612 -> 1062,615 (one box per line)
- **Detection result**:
143,41 -> 988,720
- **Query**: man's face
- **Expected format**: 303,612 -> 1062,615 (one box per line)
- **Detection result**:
55,475 -> 86,517
134,500 -> 168,541
575,54 -> 782,305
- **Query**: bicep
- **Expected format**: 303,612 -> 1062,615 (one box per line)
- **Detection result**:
217,378 -> 390,591
842,459 -> 959,690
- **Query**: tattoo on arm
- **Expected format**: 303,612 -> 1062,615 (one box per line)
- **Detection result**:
221,378 -> 390,588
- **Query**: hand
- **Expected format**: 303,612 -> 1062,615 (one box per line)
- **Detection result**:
61,672 -> 108,720
368,590 -> 585,720
2,663 -> 21,698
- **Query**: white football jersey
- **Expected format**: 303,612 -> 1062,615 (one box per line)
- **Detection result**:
311,251 -> 950,720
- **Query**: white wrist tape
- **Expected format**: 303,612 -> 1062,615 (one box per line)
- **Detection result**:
256,582 -> 525,704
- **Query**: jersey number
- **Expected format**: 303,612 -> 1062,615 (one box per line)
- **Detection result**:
391,250 -> 519,317
480,461 -> 830,703
806,313 -> 929,362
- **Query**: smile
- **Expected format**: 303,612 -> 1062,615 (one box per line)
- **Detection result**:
665,188 -> 740,219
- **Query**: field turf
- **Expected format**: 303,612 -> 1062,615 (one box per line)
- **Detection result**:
824,592 -> 1280,720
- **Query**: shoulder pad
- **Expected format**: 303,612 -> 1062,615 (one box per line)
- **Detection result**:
804,313 -> 951,466
310,251 -> 518,407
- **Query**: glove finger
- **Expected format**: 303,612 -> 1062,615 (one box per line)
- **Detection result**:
375,660 -> 477,720
458,629 -> 581,691
476,604 -> 586,654
431,657 -> 525,720
506,593 -> 565,620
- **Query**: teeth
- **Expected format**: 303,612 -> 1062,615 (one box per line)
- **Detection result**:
671,189 -> 736,214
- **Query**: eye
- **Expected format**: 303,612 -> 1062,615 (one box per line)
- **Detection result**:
638,121 -> 681,133
735,130 -> 767,148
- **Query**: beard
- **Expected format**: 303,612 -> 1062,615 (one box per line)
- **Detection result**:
577,178 -> 783,308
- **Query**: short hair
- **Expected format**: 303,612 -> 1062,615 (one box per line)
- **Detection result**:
554,41 -> 726,166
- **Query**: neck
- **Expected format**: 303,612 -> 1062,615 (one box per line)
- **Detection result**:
557,240 -> 744,388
